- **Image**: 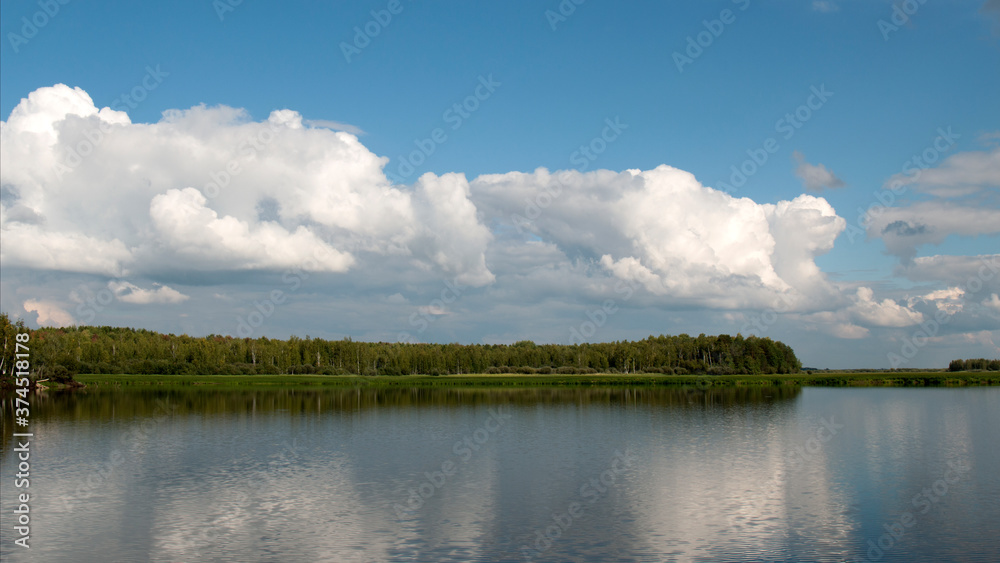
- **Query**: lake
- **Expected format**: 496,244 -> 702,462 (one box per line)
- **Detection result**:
2,385 -> 998,562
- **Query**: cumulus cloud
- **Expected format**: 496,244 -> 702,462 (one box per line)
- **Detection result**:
793,151 -> 845,192
108,281 -> 189,305
920,287 -> 966,314
473,165 -> 845,311
148,188 -> 355,272
23,299 -> 74,327
7,83 -> 963,351
797,286 -> 923,339
849,287 -> 923,327
0,216 -> 132,276
0,84 -> 493,285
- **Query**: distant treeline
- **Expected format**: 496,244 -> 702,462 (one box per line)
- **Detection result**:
1,313 -> 801,378
948,358 -> 1000,371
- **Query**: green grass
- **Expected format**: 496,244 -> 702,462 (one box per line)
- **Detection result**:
67,371 -> 1000,389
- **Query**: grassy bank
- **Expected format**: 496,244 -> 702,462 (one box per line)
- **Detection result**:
64,371 -> 1000,389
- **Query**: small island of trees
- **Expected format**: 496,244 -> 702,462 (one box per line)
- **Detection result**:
948,358 -> 1000,371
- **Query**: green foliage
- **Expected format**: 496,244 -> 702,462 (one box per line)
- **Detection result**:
949,358 -> 1000,372
1,312 -> 803,377
1,312 -> 29,388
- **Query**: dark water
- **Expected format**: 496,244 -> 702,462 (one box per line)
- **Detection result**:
1,385 -> 998,562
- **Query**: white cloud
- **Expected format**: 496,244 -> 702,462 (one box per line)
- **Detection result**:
920,287 -> 966,314
0,213 -> 132,276
849,287 -> 923,327
793,151 -> 845,192
900,254 -> 1000,291
6,83 -> 987,365
984,293 -> 1000,314
23,299 -> 74,327
409,173 -> 495,286
418,305 -> 450,316
797,287 -> 923,339
812,1 -> 839,13
473,166 -> 845,311
108,281 -> 189,305
303,119 -> 365,136
959,330 -> 1000,353
148,188 -> 355,272
1,85 -> 493,285
866,202 -> 1000,262
830,323 -> 868,339
885,146 -> 1000,198
870,145 -> 1000,261
385,293 -> 407,304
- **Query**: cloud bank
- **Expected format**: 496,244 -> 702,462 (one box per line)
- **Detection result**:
1,85 -> 941,345
0,84 -> 494,286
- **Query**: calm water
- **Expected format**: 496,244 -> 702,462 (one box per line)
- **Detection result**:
1,385 -> 998,562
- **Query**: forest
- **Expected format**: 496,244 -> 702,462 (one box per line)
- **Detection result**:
1,312 -> 802,380
948,358 -> 1000,371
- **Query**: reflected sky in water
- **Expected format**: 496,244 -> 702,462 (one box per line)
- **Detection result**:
2,386 -> 998,562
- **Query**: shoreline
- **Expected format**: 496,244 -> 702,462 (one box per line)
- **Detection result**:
41,371 -> 1000,389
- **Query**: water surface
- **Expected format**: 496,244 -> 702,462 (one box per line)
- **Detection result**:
2,385 -> 998,562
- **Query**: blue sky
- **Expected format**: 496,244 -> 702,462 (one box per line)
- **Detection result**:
1,0 -> 998,368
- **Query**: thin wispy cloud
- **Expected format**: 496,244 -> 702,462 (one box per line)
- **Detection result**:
304,119 -> 366,136
793,151 -> 845,192
812,1 -> 840,13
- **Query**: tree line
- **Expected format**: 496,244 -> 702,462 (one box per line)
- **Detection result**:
1,312 -> 802,380
948,358 -> 1000,372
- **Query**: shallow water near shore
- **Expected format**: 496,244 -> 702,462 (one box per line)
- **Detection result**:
2,386 -> 998,562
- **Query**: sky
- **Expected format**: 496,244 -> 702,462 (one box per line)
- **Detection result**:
1,0 -> 998,369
